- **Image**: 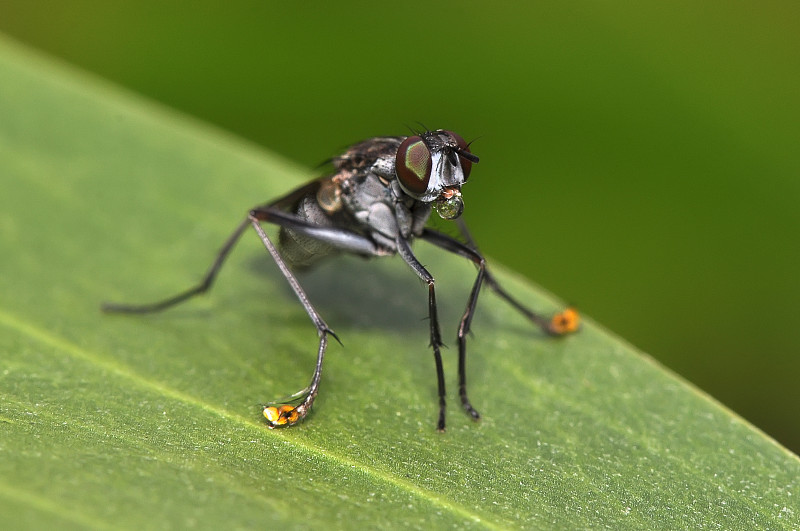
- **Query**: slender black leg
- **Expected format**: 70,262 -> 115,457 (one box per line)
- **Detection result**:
247,203 -> 397,426
101,218 -> 251,314
100,180 -> 325,314
420,226 -> 580,425
419,229 -> 486,422
102,184 -> 386,428
247,211 -> 332,427
395,236 -> 448,431
453,219 -> 579,336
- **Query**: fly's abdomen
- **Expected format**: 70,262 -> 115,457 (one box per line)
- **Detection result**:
278,194 -> 339,268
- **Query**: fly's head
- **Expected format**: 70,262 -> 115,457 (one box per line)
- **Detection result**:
394,130 -> 479,220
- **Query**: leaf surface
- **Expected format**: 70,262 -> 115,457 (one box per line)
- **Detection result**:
0,35 -> 797,530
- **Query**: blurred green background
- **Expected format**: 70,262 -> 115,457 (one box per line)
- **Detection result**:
2,2 -> 798,453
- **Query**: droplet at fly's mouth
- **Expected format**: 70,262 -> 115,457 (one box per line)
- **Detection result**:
434,187 -> 464,220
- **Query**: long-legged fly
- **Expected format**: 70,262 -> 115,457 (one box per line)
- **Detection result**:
103,129 -> 579,431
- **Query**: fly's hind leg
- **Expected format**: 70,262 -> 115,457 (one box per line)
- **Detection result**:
101,218 -> 251,314
100,181 -> 322,315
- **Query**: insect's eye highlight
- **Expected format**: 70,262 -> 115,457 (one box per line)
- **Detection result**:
445,130 -> 475,180
396,136 -> 432,195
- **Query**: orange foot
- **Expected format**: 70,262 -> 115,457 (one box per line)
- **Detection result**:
549,307 -> 580,335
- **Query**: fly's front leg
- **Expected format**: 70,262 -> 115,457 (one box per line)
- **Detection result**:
249,205 -> 382,428
453,219 -> 579,335
420,227 -> 579,425
395,236 -> 448,431
420,229 -> 487,422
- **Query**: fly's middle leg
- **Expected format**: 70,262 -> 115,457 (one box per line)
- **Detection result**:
248,212 -> 334,427
248,204 -> 383,427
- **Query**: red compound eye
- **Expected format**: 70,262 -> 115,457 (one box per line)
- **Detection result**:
395,135 -> 432,196
445,130 -> 474,180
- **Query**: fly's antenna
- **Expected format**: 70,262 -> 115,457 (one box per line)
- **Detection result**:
456,148 -> 480,163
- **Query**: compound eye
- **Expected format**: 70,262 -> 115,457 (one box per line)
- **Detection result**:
396,136 -> 432,196
445,131 -> 474,180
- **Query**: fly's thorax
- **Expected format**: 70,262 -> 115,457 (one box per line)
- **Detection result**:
336,170 -> 419,247
333,137 -> 403,176
339,171 -> 393,219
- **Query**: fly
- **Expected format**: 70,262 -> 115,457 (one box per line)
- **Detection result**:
102,129 -> 579,431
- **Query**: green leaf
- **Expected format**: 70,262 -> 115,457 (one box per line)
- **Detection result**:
1,34 -> 798,530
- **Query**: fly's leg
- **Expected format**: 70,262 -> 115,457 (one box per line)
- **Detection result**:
104,207 -> 338,428
453,219 -> 579,335
419,229 -> 486,422
103,179 -> 384,428
100,181 -> 322,314
247,211 -> 333,428
247,204 -> 383,427
484,275 -> 579,335
101,219 -> 251,314
395,236 -> 448,431
420,227 -> 579,425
